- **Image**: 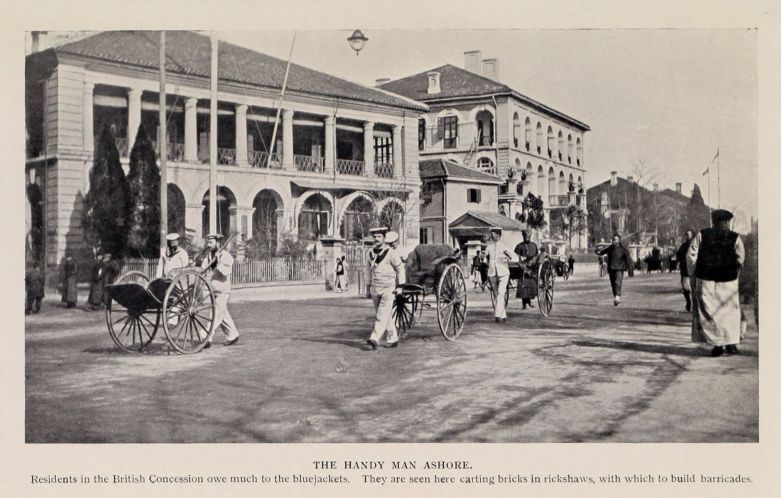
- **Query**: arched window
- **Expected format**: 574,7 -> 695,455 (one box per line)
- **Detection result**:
476,110 -> 494,146
537,165 -> 545,198
340,196 -> 373,241
567,134 -> 573,164
418,119 -> 426,151
512,112 -> 520,148
536,122 -> 543,154
559,171 -> 567,195
299,194 -> 332,241
548,166 -> 557,197
253,190 -> 281,256
477,157 -> 495,175
576,137 -> 583,166
547,126 -> 554,158
557,130 -> 564,161
524,117 -> 532,151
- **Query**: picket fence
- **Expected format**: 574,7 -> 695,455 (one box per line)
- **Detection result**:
120,257 -> 324,284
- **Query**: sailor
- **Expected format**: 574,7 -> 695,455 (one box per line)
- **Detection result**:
156,233 -> 189,279
201,233 -> 240,348
366,227 -> 406,350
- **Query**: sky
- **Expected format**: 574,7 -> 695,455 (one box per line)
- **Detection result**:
218,29 -> 757,231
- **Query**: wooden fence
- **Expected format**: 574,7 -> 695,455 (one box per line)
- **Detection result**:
120,257 -> 324,284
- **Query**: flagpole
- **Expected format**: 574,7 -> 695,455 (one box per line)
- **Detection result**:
159,31 -> 167,248
209,32 -> 218,235
267,31 -> 297,168
716,148 -> 721,209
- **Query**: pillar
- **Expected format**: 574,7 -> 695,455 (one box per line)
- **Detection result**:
363,121 -> 374,176
83,82 -> 94,153
282,109 -> 294,169
392,124 -> 402,178
324,115 -> 335,173
184,97 -> 198,162
127,88 -> 142,154
235,104 -> 248,166
185,203 -> 205,241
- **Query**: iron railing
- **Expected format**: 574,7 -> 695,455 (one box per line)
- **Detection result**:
294,154 -> 325,173
336,159 -> 365,176
248,150 -> 282,169
374,162 -> 394,178
115,137 -> 129,157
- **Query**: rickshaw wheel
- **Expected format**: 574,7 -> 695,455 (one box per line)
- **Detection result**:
537,259 -> 555,317
162,269 -> 216,354
106,272 -> 158,353
392,287 -> 423,340
437,264 -> 467,341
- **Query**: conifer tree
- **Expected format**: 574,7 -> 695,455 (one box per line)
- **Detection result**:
126,122 -> 162,258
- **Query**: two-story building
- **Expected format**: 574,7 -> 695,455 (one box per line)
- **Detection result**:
25,31 -> 427,279
379,51 -> 590,250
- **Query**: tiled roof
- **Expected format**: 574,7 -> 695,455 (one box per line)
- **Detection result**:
450,210 -> 527,232
659,188 -> 690,205
419,158 -> 503,184
380,64 -> 589,131
39,31 -> 427,112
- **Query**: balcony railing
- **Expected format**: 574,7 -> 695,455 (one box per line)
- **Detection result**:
152,141 -> 185,162
248,150 -> 282,169
218,148 -> 236,165
336,159 -> 365,176
295,154 -> 324,173
374,162 -> 394,178
115,137 -> 129,157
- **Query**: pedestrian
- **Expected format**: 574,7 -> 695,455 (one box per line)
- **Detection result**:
101,253 -> 120,305
676,229 -> 695,312
335,256 -> 348,292
156,233 -> 189,279
62,255 -> 78,308
567,253 -> 575,275
513,230 -> 539,310
25,262 -> 45,314
366,227 -> 405,350
85,253 -> 105,311
487,227 -> 515,322
479,237 -> 490,292
687,209 -> 745,357
201,233 -> 240,348
596,234 -> 634,306
471,251 -> 483,289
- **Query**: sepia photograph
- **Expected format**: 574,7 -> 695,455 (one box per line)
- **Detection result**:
22,26 -> 759,445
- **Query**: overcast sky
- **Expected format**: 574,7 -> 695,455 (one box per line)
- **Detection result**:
219,29 -> 757,231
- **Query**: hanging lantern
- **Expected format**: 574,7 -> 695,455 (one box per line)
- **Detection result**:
347,29 -> 369,55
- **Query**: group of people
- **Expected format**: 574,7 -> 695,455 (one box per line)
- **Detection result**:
85,253 -> 120,311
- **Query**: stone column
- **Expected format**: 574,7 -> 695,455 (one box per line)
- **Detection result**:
235,104 -> 248,166
83,82 -> 95,153
363,121 -> 374,176
392,124 -> 402,178
127,88 -> 142,154
185,203 -> 205,241
319,237 -> 345,291
282,109 -> 294,169
184,97 -> 198,162
324,115 -> 335,173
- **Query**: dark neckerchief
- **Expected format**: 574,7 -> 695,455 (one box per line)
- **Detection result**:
369,246 -> 390,266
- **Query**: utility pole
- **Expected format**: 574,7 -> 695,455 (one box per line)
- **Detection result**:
209,32 -> 218,234
159,31 -> 168,246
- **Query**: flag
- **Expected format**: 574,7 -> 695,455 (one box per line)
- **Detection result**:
702,167 -> 709,176
712,148 -> 719,162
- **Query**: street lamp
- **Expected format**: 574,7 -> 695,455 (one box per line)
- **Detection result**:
347,29 -> 368,55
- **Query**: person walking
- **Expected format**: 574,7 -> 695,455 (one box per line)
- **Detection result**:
687,210 -> 745,357
487,227 -> 515,322
62,255 -> 78,308
676,229 -> 695,312
567,253 -> 575,276
25,262 -> 45,314
156,233 -> 189,279
85,254 -> 105,311
201,234 -> 239,348
335,256 -> 348,292
366,227 -> 405,350
471,251 -> 483,289
513,230 -> 539,310
596,234 -> 634,306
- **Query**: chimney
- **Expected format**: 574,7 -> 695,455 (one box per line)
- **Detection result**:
375,78 -> 390,87
427,71 -> 441,94
482,58 -> 499,81
464,50 -> 481,74
610,171 -> 618,187
31,31 -> 48,53
653,183 -> 659,192
675,182 -> 682,193
627,176 -> 634,183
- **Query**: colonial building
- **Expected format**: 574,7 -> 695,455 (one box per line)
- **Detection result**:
25,31 -> 426,279
418,158 -> 503,245
379,51 -> 590,250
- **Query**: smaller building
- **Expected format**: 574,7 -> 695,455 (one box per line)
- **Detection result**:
449,210 -> 528,256
419,159 -> 503,245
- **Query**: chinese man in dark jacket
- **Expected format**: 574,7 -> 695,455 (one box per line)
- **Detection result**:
596,234 -> 634,306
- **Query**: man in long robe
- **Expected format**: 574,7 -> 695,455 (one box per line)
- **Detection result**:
687,209 -> 745,357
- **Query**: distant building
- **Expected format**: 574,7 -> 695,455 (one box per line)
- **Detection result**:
380,51 -> 590,250
25,31 -> 427,280
418,158 -> 503,245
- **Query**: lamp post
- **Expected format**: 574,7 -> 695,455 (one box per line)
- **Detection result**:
347,29 -> 368,55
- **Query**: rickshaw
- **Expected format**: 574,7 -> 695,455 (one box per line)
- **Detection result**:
488,255 -> 556,316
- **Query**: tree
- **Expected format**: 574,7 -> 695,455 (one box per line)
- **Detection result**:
684,184 -> 711,232
83,125 -> 131,257
126,122 -> 161,258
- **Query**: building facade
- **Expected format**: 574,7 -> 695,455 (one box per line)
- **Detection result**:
25,31 -> 426,281
380,51 -> 590,250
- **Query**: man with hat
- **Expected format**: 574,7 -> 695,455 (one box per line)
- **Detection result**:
514,230 -> 539,310
687,209 -> 745,357
201,233 -> 240,348
366,227 -> 405,350
486,227 -> 515,322
675,229 -> 695,312
156,233 -> 189,279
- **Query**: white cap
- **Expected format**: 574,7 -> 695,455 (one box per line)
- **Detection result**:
385,231 -> 399,244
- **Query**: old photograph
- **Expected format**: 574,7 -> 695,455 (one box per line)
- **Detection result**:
24,28 -> 758,443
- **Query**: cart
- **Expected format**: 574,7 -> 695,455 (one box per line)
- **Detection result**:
488,257 -> 556,316
391,244 -> 467,341
104,268 -> 217,354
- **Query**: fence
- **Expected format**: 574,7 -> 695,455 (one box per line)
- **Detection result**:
120,257 -> 324,285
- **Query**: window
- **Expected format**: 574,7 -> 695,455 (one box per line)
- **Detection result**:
439,115 -> 458,149
467,188 -> 482,203
419,227 -> 429,244
373,136 -> 392,165
418,119 -> 426,151
477,157 -> 494,174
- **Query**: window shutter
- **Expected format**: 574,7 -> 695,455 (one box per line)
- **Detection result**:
437,118 -> 444,139
452,117 -> 459,137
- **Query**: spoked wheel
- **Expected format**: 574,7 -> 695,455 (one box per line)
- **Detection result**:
163,269 -> 216,354
537,259 -> 555,316
106,272 -> 158,353
392,285 -> 424,340
436,264 -> 468,341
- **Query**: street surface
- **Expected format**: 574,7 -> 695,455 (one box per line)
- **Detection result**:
25,271 -> 758,443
